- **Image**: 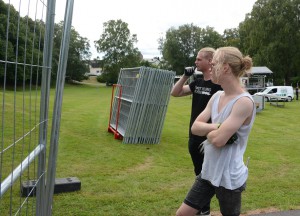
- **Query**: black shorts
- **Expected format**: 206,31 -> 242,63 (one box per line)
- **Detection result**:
184,176 -> 246,216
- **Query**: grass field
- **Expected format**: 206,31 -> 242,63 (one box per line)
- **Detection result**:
48,84 -> 299,216
2,83 -> 300,215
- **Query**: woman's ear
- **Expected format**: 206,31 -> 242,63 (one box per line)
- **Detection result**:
223,63 -> 230,73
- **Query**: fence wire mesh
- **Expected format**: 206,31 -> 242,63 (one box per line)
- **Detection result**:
0,0 -> 49,214
0,0 -> 72,215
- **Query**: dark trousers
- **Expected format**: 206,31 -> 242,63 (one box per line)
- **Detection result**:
188,137 -> 210,213
188,137 -> 205,175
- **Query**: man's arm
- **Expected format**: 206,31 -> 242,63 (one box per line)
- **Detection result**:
171,75 -> 192,97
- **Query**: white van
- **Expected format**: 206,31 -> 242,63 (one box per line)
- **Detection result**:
254,86 -> 294,102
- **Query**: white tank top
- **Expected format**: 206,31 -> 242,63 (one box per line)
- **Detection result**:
201,91 -> 256,190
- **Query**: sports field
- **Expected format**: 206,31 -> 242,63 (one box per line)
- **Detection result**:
3,83 -> 299,215
44,84 -> 298,215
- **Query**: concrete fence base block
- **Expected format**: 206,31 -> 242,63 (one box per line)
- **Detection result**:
21,177 -> 81,197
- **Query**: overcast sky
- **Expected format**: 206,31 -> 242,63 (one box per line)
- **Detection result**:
8,0 -> 257,59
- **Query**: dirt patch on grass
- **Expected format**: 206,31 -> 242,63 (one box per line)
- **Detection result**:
125,156 -> 154,173
73,76 -> 104,86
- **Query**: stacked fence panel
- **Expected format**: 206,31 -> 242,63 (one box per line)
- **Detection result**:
109,66 -> 175,144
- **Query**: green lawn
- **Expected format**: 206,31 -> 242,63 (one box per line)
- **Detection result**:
51,84 -> 300,215
2,84 -> 300,215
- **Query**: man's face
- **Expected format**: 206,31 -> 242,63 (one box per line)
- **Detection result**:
195,52 -> 210,72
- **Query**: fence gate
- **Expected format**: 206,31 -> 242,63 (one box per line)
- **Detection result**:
0,0 -> 74,215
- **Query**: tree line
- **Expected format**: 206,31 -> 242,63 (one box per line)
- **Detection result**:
0,0 -> 90,86
1,0 -> 300,86
95,0 -> 300,86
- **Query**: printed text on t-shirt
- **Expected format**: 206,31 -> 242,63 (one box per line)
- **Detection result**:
194,86 -> 211,95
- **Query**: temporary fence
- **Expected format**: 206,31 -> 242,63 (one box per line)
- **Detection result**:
0,0 -> 74,215
108,67 -> 175,144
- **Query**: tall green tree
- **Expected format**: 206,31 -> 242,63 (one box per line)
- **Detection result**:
239,0 -> 300,85
0,1 -> 90,85
223,28 -> 240,47
94,19 -> 142,84
0,1 -> 44,85
52,21 -> 91,83
158,24 -> 224,75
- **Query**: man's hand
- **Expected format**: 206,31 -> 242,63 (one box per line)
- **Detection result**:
198,139 -> 210,154
198,142 -> 205,154
184,66 -> 195,76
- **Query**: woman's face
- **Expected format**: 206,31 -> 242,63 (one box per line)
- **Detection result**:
210,54 -> 223,84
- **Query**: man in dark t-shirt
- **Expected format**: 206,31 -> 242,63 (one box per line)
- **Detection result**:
189,78 -> 222,168
171,47 -> 222,216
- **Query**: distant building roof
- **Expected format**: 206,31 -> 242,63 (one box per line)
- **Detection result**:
250,66 -> 273,75
91,62 -> 101,68
143,57 -> 161,66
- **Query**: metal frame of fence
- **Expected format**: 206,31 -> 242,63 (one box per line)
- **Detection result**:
108,84 -> 123,139
108,67 -> 175,144
0,0 -> 73,215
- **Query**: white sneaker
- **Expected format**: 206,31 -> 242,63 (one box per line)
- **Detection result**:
195,210 -> 211,216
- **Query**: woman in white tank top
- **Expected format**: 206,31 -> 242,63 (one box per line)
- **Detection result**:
176,47 -> 256,216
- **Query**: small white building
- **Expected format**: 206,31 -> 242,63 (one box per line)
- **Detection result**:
86,61 -> 102,76
88,65 -> 102,76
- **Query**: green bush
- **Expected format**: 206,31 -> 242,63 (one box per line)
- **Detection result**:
291,76 -> 300,86
96,74 -> 106,83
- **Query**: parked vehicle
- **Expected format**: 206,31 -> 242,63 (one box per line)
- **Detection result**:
254,86 -> 294,102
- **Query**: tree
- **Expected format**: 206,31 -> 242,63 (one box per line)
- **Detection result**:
158,24 -> 224,75
0,1 -> 90,85
52,21 -> 91,83
94,19 -> 142,84
223,28 -> 240,47
239,0 -> 300,85
0,1 -> 44,86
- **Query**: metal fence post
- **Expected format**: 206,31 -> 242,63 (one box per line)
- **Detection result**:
45,0 -> 74,215
36,0 -> 57,215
